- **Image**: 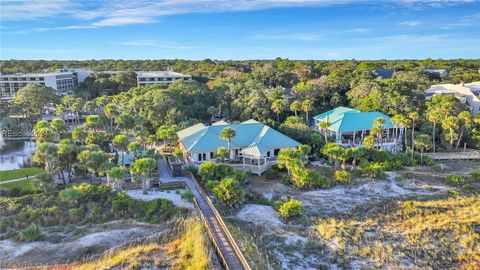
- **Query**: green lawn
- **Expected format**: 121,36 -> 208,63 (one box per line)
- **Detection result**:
0,167 -> 44,182
0,179 -> 36,191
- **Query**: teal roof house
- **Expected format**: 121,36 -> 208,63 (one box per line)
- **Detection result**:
313,107 -> 402,152
177,119 -> 300,175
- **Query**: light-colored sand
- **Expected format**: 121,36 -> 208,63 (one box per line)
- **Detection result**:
236,204 -> 284,228
0,220 -> 163,268
298,172 -> 447,215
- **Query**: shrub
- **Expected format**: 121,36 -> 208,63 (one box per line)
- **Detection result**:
361,162 -> 387,179
277,199 -> 302,219
19,223 -> 42,242
335,170 -> 351,185
446,174 -> 464,184
311,174 -> 331,189
264,167 -> 281,180
469,170 -> 480,181
181,190 -> 194,202
402,172 -> 414,179
432,164 -> 443,172
212,178 -> 245,208
183,164 -> 198,175
291,167 -> 330,189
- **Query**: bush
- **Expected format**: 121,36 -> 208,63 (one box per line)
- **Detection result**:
335,170 -> 351,185
402,172 -> 414,179
264,167 -> 281,180
183,164 -> 198,175
19,223 -> 42,241
211,178 -> 245,208
198,162 -> 237,183
446,174 -> 464,184
469,170 -> 480,181
181,190 -> 194,202
432,164 -> 443,172
277,199 -> 302,219
361,162 -> 387,179
291,167 -> 330,189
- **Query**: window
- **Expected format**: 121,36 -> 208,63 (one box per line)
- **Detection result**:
210,152 -> 214,159
267,151 -> 271,158
274,149 -> 280,155
198,153 -> 207,161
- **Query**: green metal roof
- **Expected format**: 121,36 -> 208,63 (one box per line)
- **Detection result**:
177,120 -> 300,157
313,107 -> 394,133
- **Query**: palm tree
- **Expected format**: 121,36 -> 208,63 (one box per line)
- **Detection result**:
414,134 -> 431,165
130,157 -> 157,194
72,126 -> 86,145
373,117 -> 386,148
363,135 -> 375,150
85,115 -> 102,131
455,111 -> 472,149
215,147 -> 229,163
399,118 -> 411,153
271,99 -> 285,123
321,143 -> 343,169
302,99 -> 313,126
319,120 -> 330,143
104,103 -> 118,131
290,100 -> 300,117
409,112 -> 419,158
442,116 -> 458,149
83,100 -> 95,115
277,148 -> 301,175
108,166 -> 129,189
427,109 -> 442,157
50,118 -> 67,141
390,114 -> 405,153
113,134 -> 129,166
346,147 -> 361,169
219,127 -> 236,160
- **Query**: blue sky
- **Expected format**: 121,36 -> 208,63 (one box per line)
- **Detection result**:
1,0 -> 479,60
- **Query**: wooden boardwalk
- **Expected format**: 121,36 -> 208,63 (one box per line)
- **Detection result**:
157,160 -> 251,270
426,150 -> 480,160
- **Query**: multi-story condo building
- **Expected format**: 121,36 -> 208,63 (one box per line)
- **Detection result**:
136,71 -> 192,86
0,70 -> 77,100
425,81 -> 480,115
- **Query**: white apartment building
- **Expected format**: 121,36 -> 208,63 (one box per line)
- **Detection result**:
425,81 -> 480,115
136,71 -> 192,86
0,70 -> 77,100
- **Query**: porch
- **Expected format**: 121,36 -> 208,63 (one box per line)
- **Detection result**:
332,128 -> 404,152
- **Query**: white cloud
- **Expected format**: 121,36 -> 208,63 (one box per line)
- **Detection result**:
34,25 -> 97,32
1,0 -> 77,20
399,20 -> 422,26
252,33 -> 324,41
2,0 -> 476,28
112,39 -> 192,49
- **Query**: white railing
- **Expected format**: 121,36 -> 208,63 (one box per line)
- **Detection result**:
230,160 -> 278,175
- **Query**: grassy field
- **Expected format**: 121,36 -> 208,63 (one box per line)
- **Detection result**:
316,195 -> 480,269
0,179 -> 36,191
0,167 -> 44,181
52,217 -> 211,270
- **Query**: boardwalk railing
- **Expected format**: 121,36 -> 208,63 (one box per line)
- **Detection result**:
184,171 -> 252,270
425,149 -> 480,160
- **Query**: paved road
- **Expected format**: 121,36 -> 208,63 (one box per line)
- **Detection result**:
157,159 -> 248,270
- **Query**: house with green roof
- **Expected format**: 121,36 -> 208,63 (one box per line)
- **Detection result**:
177,119 -> 300,175
313,107 -> 401,151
